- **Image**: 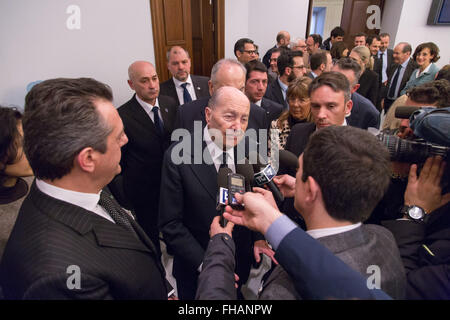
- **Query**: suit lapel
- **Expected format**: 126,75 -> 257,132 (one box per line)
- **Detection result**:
158,96 -> 174,134
192,75 -> 206,99
29,181 -> 153,254
189,137 -> 218,201
128,95 -> 160,137
167,79 -> 181,105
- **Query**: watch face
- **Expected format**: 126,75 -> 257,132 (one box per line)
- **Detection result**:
409,206 -> 425,220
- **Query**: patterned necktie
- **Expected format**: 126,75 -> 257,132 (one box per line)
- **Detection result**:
181,83 -> 192,104
152,106 -> 164,135
98,191 -> 136,234
388,64 -> 402,99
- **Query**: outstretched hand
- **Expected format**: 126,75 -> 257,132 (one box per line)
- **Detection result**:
223,192 -> 282,235
404,156 -> 450,214
209,215 -> 234,238
273,174 -> 296,198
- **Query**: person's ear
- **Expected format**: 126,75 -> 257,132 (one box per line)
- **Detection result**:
127,79 -> 134,91
352,83 -> 360,93
205,106 -> 212,125
345,99 -> 353,116
305,176 -> 320,203
76,147 -> 96,173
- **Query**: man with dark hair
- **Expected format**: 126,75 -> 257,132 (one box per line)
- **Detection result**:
306,34 -> 322,55
332,58 -> 380,130
377,33 -> 394,85
0,78 -> 172,299
268,47 -> 286,79
263,31 -> 291,68
160,46 -> 210,106
306,50 -> 332,79
264,51 -> 306,110
353,32 -> 367,47
117,61 -> 178,256
200,126 -> 406,300
366,34 -> 381,57
382,42 -> 418,113
321,26 -> 345,51
244,60 -> 283,124
285,71 -> 353,157
234,38 -> 258,65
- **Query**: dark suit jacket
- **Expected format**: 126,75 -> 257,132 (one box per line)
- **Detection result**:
260,224 -> 406,300
117,94 -> 178,247
382,203 -> 450,300
196,227 -> 394,300
159,75 -> 210,106
347,92 -> 380,130
158,134 -> 257,298
175,97 -> 268,136
285,122 -> 316,158
384,58 -> 418,100
264,79 -> 288,110
260,97 -> 283,125
357,69 -> 380,106
262,45 -> 277,69
0,182 -> 168,299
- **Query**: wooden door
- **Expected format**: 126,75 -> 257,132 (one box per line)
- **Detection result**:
340,0 -> 385,49
150,0 -> 224,82
150,0 -> 193,82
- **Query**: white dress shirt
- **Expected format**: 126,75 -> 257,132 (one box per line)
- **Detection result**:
307,223 -> 362,239
173,75 -> 197,105
378,50 -> 389,83
36,179 -> 115,223
135,95 -> 164,125
203,126 -> 236,173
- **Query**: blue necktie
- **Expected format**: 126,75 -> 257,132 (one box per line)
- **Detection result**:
152,106 -> 164,135
181,83 -> 192,103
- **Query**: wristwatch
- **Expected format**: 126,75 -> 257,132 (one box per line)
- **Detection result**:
401,205 -> 427,222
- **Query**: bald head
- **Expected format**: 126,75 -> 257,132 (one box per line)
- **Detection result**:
206,86 -> 250,149
127,61 -> 159,105
277,31 -> 291,47
209,59 -> 246,95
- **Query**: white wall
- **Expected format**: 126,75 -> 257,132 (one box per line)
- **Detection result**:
224,0 -> 309,60
313,0 -> 344,40
0,0 -> 155,110
382,0 -> 449,68
381,0 -> 404,48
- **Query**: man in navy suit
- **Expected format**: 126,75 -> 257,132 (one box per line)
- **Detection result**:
0,78 -> 172,299
244,60 -> 283,125
332,58 -> 380,130
160,46 -> 210,106
118,61 -> 178,256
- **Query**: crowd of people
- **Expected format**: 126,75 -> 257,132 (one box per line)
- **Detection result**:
0,27 -> 449,300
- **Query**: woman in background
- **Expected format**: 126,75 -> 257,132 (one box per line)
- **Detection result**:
350,45 -> 379,105
330,41 -> 349,62
270,77 -> 312,150
0,106 -> 34,263
400,42 -> 440,95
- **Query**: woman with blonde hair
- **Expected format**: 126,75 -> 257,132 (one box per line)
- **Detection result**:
270,76 -> 312,150
350,45 -> 379,105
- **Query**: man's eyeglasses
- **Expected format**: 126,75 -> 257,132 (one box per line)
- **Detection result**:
291,65 -> 306,69
242,50 -> 257,55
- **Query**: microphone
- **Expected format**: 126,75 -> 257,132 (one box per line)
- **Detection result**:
217,167 -> 232,227
249,151 -> 284,203
279,149 -> 299,171
236,158 -> 255,192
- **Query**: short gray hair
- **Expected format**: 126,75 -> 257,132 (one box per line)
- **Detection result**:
210,59 -> 246,87
23,78 -> 113,180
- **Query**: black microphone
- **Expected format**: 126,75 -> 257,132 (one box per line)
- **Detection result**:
249,151 -> 284,203
279,149 -> 299,171
394,106 -> 422,119
236,158 -> 255,192
217,167 -> 232,227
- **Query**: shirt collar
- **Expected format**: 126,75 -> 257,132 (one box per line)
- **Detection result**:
203,125 -> 235,164
418,63 -> 432,77
307,223 -> 362,239
277,77 -> 288,92
36,179 -> 100,213
173,75 -> 193,88
135,94 -> 159,115
255,99 -> 262,107
401,57 -> 410,68
311,71 -> 318,78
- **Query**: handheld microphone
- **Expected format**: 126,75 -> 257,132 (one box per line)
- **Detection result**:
236,158 -> 255,192
217,167 -> 232,227
249,151 -> 284,203
279,149 -> 299,171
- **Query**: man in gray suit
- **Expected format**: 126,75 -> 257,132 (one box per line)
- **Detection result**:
198,126 -> 406,299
